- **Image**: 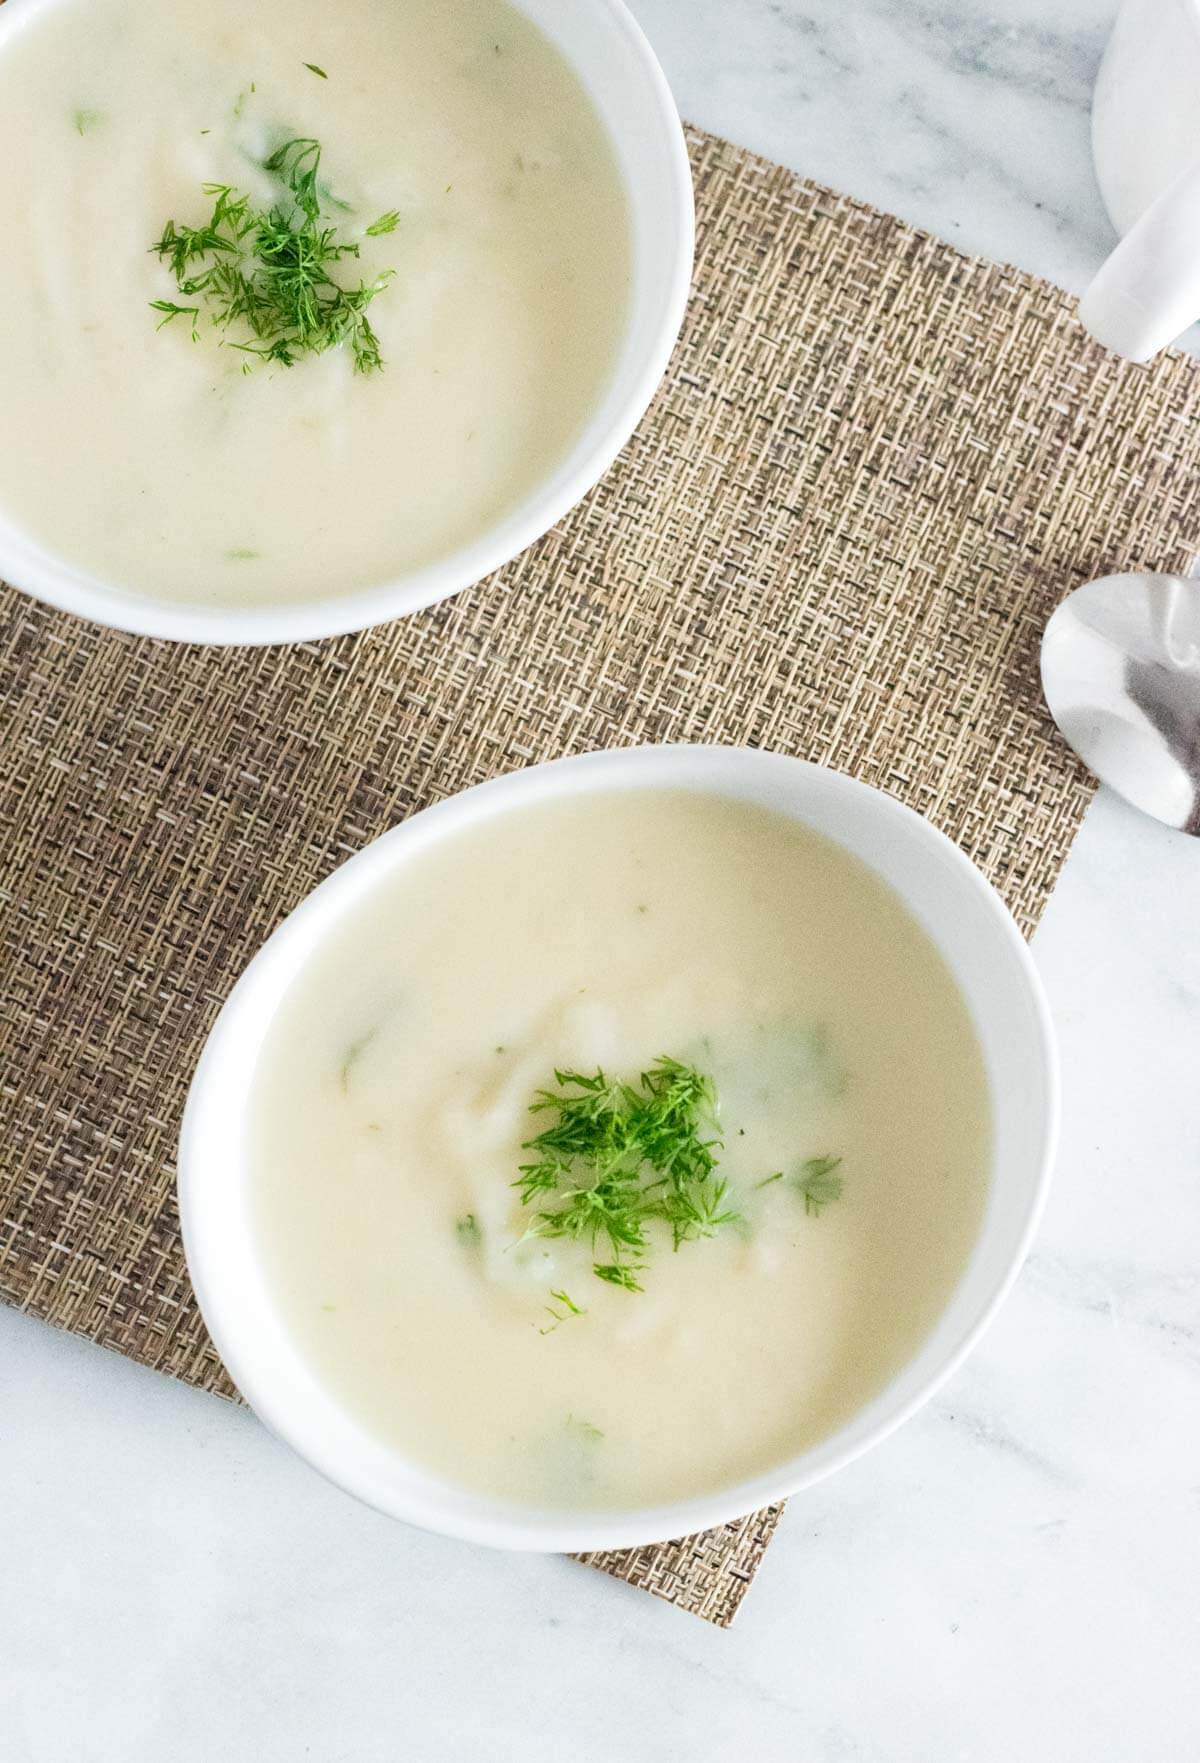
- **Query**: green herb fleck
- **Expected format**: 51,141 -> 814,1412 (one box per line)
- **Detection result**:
456,1213 -> 482,1248
339,1026 -> 378,1092
539,1288 -> 585,1334
365,210 -> 401,237
149,136 -> 396,373
303,61 -> 329,78
149,299 -> 199,339
226,547 -> 260,560
794,1155 -> 843,1216
565,1413 -> 604,1442
73,107 -> 102,136
660,1177 -> 739,1249
592,1262 -> 645,1292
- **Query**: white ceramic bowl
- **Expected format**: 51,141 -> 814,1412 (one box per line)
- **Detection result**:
0,0 -> 693,645
179,744 -> 1058,1553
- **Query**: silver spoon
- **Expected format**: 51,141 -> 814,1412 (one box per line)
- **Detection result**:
1041,572 -> 1200,835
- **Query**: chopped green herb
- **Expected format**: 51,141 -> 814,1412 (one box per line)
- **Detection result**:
456,1213 -> 482,1248
303,61 -> 329,78
513,1055 -> 845,1285
593,1262 -> 645,1292
365,210 -> 401,236
664,1176 -> 739,1248
149,136 -> 396,373
513,1058 -> 740,1291
226,547 -> 260,560
539,1288 -> 586,1333
149,299 -> 199,339
794,1155 -> 843,1216
73,107 -> 102,136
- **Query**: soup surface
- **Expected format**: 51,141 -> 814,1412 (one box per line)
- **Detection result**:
248,790 -> 992,1510
0,0 -> 629,604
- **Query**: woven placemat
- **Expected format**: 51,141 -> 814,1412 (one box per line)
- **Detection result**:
4,126 -> 1200,1627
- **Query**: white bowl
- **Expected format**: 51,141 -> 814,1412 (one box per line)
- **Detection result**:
0,0 -> 693,646
179,744 -> 1058,1553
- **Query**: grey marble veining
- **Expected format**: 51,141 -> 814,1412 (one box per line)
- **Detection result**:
635,0 -> 1120,287
4,4 -> 1200,1760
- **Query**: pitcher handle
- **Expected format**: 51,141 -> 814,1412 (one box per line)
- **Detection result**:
1079,153 -> 1200,361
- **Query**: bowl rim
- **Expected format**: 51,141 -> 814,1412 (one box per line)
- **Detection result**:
0,0 -> 695,646
178,743 -> 1060,1553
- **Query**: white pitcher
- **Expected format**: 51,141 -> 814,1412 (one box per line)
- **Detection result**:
1081,0 -> 1200,359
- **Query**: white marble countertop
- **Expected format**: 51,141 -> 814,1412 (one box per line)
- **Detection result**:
4,2 -> 1199,1758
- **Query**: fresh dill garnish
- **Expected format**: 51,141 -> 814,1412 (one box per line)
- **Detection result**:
661,1176 -> 739,1250
794,1155 -> 843,1216
149,299 -> 200,339
539,1288 -> 585,1333
513,1057 -> 741,1291
365,210 -> 401,236
303,61 -> 329,78
149,136 -> 396,374
456,1213 -> 482,1248
592,1262 -> 645,1292
759,1157 -> 843,1210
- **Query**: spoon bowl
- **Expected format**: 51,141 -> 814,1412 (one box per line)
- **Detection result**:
1041,571 -> 1200,834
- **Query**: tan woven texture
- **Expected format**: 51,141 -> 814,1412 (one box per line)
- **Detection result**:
4,127 -> 1200,1626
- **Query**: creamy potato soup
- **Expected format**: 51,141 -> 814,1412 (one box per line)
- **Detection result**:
248,791 -> 991,1509
0,0 -> 629,603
